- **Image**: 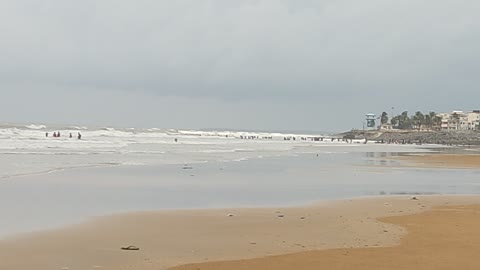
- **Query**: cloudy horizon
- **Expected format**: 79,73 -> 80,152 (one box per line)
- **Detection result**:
1,0 -> 479,132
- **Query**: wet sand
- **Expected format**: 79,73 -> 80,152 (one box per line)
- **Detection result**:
1,196 -> 480,270
399,153 -> 480,168
173,203 -> 480,270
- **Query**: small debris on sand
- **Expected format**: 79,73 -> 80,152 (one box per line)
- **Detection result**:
411,196 -> 419,200
277,215 -> 285,218
227,214 -> 234,217
121,246 -> 140,251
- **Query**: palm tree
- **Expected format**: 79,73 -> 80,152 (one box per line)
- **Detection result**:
380,112 -> 389,125
413,111 -> 425,130
425,114 -> 432,129
425,112 -> 436,129
398,111 -> 412,130
433,115 -> 442,130
391,116 -> 399,128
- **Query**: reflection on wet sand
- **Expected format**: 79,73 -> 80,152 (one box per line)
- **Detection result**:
363,146 -> 480,169
399,154 -> 480,169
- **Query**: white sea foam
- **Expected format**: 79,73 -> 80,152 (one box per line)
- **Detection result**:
67,126 -> 88,130
25,124 -> 47,130
0,122 -> 341,179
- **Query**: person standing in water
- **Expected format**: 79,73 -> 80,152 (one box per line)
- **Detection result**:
77,132 -> 82,140
69,133 -> 73,138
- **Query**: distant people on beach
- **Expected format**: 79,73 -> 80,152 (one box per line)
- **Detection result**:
46,131 -> 82,139
47,131 -> 83,139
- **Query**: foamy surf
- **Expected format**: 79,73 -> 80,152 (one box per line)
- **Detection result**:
0,122 -> 433,180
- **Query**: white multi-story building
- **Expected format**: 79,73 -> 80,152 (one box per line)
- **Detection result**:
461,111 -> 480,130
439,110 -> 480,131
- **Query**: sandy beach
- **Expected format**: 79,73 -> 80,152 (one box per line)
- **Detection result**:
2,195 -> 480,270
173,203 -> 480,270
1,151 -> 479,270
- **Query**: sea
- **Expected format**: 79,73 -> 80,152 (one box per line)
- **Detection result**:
1,123 -> 479,237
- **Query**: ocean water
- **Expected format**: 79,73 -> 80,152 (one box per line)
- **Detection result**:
0,123 -> 334,179
1,123 -> 479,237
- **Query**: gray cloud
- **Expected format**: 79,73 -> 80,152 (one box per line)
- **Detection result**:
1,0 -> 479,131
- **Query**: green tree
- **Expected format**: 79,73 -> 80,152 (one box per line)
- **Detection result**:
425,114 -> 432,128
413,111 -> 425,130
398,111 -> 412,130
380,112 -> 389,125
433,115 -> 442,129
391,116 -> 399,128
425,112 -> 436,129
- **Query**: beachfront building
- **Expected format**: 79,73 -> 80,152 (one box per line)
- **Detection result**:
439,112 -> 460,131
378,123 -> 393,130
461,111 -> 480,130
438,110 -> 480,131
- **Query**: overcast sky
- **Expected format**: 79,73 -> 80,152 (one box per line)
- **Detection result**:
1,0 -> 479,132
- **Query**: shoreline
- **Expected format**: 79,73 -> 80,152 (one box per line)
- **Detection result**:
2,195 -> 480,270
1,151 -> 479,269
